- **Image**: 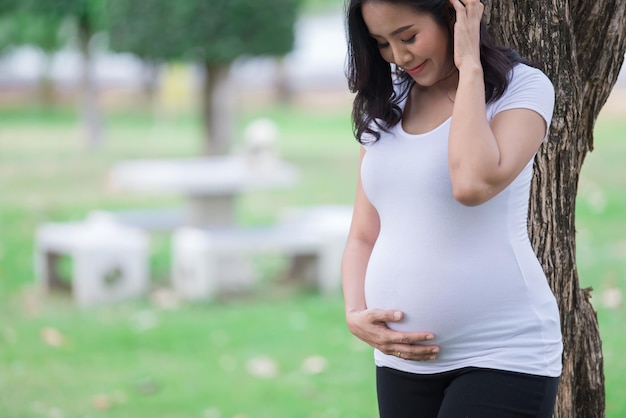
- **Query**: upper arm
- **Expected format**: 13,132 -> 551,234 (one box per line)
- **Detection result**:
463,67 -> 554,204
347,147 -> 380,246
488,107 -> 547,186
488,66 -> 554,187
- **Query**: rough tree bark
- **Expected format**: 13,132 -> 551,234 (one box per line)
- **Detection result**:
483,1 -> 626,417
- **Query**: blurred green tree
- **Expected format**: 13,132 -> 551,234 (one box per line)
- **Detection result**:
0,0 -> 107,147
0,13 -> 66,104
107,0 -> 302,155
0,0 -> 14,15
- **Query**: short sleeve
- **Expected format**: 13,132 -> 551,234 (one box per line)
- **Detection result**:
487,64 -> 555,139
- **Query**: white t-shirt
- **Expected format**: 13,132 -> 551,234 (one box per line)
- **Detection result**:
361,64 -> 563,377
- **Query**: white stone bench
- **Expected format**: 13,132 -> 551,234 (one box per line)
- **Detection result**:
34,213 -> 150,307
94,208 -> 186,232
171,205 -> 353,300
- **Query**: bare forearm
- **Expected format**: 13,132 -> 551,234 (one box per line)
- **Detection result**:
341,238 -> 372,316
448,65 -> 501,204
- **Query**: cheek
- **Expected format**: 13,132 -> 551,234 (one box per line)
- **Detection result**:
379,49 -> 394,64
431,34 -> 452,62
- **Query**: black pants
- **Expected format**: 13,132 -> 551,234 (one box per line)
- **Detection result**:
376,366 -> 559,418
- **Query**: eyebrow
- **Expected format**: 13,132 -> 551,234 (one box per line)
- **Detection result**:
370,24 -> 415,38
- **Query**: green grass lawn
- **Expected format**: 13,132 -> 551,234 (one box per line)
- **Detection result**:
0,100 -> 624,417
576,112 -> 626,418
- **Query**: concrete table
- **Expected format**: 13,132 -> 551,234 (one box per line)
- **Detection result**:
108,156 -> 299,227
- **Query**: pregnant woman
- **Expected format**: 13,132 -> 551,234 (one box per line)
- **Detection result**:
340,0 -> 563,417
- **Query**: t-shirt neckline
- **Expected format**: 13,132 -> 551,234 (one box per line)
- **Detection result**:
398,116 -> 452,139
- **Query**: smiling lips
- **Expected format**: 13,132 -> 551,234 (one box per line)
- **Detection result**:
405,61 -> 427,75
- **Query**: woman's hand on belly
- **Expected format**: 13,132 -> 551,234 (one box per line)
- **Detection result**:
346,309 -> 440,361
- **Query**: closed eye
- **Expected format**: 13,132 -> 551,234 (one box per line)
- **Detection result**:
374,33 -> 416,49
401,34 -> 416,44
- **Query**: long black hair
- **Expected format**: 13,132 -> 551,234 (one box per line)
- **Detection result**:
346,0 -> 525,143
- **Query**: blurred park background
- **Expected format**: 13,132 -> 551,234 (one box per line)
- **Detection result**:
0,0 -> 624,417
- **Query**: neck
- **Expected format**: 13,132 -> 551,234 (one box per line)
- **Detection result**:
414,68 -> 459,103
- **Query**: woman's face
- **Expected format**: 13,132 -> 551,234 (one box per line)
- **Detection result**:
361,1 -> 454,87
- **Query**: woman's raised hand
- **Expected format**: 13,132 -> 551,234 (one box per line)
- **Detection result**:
346,309 -> 439,361
449,0 -> 484,71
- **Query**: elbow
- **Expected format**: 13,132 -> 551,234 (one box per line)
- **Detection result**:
451,176 -> 495,206
452,187 -> 487,206
449,159 -> 503,206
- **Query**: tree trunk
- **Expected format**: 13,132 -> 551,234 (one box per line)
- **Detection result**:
141,59 -> 160,109
483,1 -> 626,416
274,56 -> 294,104
37,52 -> 56,107
201,62 -> 235,156
77,15 -> 103,150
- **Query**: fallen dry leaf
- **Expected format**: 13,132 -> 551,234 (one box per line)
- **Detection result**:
149,288 -> 181,310
302,355 -> 328,375
91,394 -> 112,410
602,286 -> 623,310
246,356 -> 278,378
40,327 -> 64,348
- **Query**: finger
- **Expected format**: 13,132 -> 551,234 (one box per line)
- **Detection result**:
406,346 -> 440,361
449,0 -> 465,11
470,2 -> 484,17
389,345 -> 440,361
366,309 -> 404,323
389,332 -> 435,344
449,0 -> 469,25
460,0 -> 484,16
450,0 -> 483,15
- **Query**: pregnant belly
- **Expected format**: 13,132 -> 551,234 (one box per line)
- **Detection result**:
363,254 -> 524,341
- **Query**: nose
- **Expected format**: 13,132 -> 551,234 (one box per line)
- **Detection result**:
390,43 -> 412,68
